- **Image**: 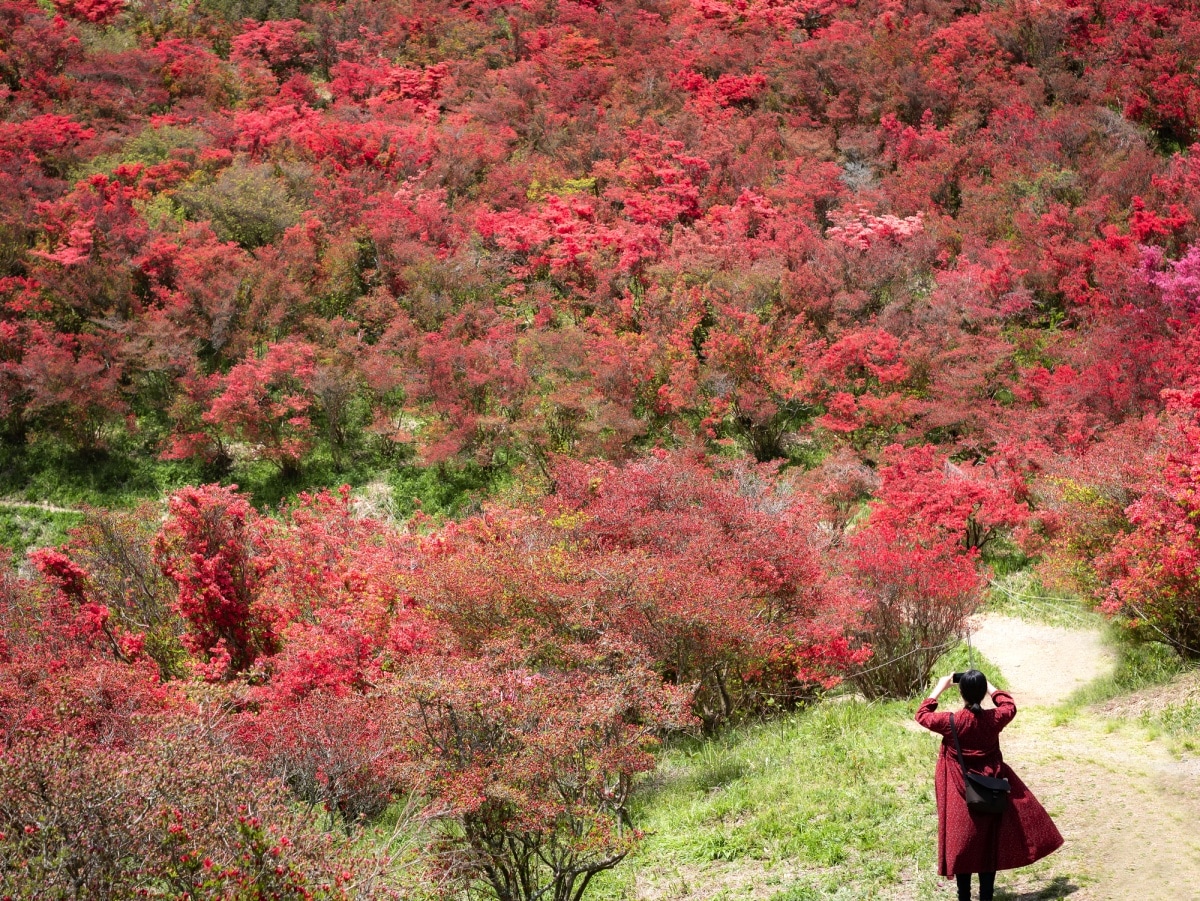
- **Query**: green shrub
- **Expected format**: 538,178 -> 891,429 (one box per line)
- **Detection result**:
177,162 -> 303,249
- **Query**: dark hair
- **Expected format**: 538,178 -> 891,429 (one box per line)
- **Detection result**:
959,669 -> 987,714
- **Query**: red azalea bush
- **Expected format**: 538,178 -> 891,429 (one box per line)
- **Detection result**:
2,551 -> 175,750
399,648 -> 694,901
0,546 -> 378,898
847,521 -> 984,699
0,724 -> 373,900
154,484 -> 278,679
410,452 -> 868,729
1093,389 -> 1200,657
546,452 -> 868,723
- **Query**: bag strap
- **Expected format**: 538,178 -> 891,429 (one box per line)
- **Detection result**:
949,712 -> 972,784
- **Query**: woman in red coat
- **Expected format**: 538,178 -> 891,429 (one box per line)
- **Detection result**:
915,670 -> 1063,901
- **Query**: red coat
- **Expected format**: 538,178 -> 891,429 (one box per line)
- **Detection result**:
915,691 -> 1063,876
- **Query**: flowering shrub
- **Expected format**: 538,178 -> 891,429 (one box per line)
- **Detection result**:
1,554 -> 175,750
155,484 -> 278,678
1094,389 -> 1200,656
848,522 -> 983,699
0,725 -> 368,900
826,207 -> 925,252
399,650 -> 694,901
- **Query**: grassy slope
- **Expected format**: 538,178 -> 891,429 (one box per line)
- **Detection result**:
0,504 -> 83,558
593,699 -> 942,901
0,419 -> 507,507
1060,635 -> 1199,754
0,440 -> 510,555
592,648 -> 1006,901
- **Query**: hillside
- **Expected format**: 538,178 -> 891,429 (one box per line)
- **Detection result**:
4,0 -> 1200,898
2,0 -> 1200,495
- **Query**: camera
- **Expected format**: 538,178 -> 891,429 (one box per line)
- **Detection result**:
952,672 -> 964,683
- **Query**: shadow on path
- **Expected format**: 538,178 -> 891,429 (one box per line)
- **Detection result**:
996,876 -> 1080,900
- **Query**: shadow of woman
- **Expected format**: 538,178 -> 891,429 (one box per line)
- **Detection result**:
996,875 -> 1080,900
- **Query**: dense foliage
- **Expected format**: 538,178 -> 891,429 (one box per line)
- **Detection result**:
5,0 -> 1200,894
0,0 -> 1198,477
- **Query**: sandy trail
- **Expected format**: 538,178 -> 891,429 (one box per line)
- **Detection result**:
0,499 -> 78,514
970,613 -> 1200,900
969,615 -> 1112,707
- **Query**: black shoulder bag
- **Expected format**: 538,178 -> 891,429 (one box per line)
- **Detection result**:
949,712 -> 1010,816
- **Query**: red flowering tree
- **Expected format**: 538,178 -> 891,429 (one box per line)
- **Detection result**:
1,552 -> 173,750
237,489 -> 438,820
871,443 -> 1030,552
1095,389 -> 1200,656
201,340 -> 319,476
50,0 -> 123,24
546,451 -> 867,727
154,484 -> 277,679
847,521 -> 984,699
399,651 -> 694,901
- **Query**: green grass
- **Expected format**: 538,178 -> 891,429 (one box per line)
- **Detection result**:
980,537 -> 1032,581
387,461 -> 516,519
0,429 -> 516,523
0,439 -> 205,509
1139,696 -> 1200,753
0,505 -> 83,556
1062,635 -> 1186,711
984,571 -> 1100,630
591,698 -> 946,900
1063,638 -> 1200,753
0,438 -> 377,515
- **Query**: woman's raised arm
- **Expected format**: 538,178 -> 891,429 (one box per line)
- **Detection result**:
915,674 -> 955,735
990,683 -> 1017,728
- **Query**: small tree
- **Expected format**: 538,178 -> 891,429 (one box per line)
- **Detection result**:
203,340 -> 318,477
0,725 -> 370,900
243,691 -> 404,824
14,329 -> 127,452
401,652 -> 693,901
848,522 -> 983,699
155,484 -> 277,678
872,443 -> 1029,553
64,505 -> 187,680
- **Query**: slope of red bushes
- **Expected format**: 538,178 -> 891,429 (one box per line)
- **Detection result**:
5,0 -> 1200,895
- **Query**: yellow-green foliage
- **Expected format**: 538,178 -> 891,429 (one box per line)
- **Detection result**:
527,176 -> 599,201
177,161 -> 303,248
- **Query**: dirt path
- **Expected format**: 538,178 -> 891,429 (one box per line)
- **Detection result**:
970,615 -> 1112,707
970,613 -> 1200,900
0,499 -> 78,515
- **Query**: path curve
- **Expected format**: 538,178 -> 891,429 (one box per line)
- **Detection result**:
970,614 -> 1113,706
971,613 -> 1200,900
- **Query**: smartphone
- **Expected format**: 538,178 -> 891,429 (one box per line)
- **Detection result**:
952,672 -> 963,683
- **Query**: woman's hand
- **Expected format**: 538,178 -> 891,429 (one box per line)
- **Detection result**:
930,674 -> 955,699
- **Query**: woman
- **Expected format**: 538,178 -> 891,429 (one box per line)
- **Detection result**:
915,670 -> 1063,901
